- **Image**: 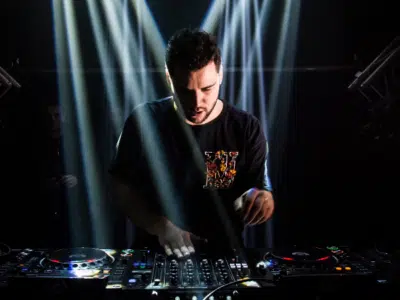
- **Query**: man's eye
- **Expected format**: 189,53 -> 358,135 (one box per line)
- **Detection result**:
178,88 -> 191,94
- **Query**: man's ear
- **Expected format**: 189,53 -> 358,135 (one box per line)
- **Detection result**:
165,70 -> 175,94
218,64 -> 223,85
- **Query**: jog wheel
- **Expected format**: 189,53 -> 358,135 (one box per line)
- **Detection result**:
270,246 -> 336,264
42,247 -> 114,270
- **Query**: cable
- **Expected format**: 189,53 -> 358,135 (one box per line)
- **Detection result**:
202,277 -> 274,300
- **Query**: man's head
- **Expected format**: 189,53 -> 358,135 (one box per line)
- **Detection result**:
47,104 -> 64,139
165,28 -> 223,124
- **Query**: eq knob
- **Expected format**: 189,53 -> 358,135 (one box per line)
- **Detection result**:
256,261 -> 269,275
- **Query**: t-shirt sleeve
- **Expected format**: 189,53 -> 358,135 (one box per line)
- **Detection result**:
108,109 -> 147,186
243,117 -> 273,191
109,105 -> 165,215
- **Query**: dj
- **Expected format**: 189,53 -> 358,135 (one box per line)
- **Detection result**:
109,28 -> 274,258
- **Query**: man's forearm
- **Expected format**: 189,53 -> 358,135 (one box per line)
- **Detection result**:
111,177 -> 168,236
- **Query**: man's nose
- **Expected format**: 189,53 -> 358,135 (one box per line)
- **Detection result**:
193,91 -> 203,107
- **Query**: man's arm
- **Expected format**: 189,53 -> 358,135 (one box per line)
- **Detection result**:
243,116 -> 273,192
109,108 -> 166,233
109,108 -> 198,257
111,177 -> 166,236
112,176 -> 198,257
239,116 -> 274,225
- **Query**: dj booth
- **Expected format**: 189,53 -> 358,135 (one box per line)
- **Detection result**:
0,243 -> 397,299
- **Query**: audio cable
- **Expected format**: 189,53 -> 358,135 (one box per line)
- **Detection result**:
202,277 -> 274,300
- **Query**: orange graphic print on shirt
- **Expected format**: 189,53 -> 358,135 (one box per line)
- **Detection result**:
203,150 -> 239,189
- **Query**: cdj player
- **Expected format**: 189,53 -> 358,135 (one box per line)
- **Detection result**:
259,246 -> 374,278
0,244 -> 391,299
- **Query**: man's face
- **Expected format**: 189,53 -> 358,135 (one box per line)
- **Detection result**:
169,61 -> 222,124
48,105 -> 64,138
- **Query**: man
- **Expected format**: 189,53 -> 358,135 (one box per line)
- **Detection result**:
45,104 -> 78,190
37,102 -> 78,248
109,28 -> 274,258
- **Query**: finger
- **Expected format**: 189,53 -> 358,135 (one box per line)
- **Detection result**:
234,190 -> 247,211
179,236 -> 191,256
265,203 -> 274,220
253,207 -> 268,225
183,233 -> 195,254
68,182 -> 77,188
180,246 -> 190,257
245,196 -> 263,225
178,238 -> 190,256
257,201 -> 275,224
243,189 -> 259,220
170,241 -> 183,258
246,208 -> 262,225
164,244 -> 173,256
243,195 -> 255,221
63,178 -> 73,184
173,248 -> 183,258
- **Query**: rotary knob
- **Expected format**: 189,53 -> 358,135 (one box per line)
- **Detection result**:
256,261 -> 268,275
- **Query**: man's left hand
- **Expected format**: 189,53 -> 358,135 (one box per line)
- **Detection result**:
59,175 -> 78,188
241,188 -> 274,226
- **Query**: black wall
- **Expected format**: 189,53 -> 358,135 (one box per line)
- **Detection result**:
0,0 -> 399,249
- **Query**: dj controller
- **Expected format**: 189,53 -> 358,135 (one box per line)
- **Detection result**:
0,243 -> 396,299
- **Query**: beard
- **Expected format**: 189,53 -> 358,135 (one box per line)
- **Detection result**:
183,98 -> 218,124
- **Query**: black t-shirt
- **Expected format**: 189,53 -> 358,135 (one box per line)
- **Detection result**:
109,97 -> 271,248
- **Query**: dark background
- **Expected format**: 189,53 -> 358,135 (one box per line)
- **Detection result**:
0,0 -> 399,250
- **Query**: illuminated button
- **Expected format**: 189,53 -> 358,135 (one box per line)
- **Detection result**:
123,249 -> 134,254
345,266 -> 351,271
335,267 -> 342,271
327,246 -> 339,251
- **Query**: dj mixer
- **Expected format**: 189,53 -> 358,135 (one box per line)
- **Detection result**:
0,243 -> 394,299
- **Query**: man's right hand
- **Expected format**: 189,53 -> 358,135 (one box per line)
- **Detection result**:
153,219 -> 206,258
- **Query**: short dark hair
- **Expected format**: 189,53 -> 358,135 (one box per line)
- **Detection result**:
165,28 -> 222,78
